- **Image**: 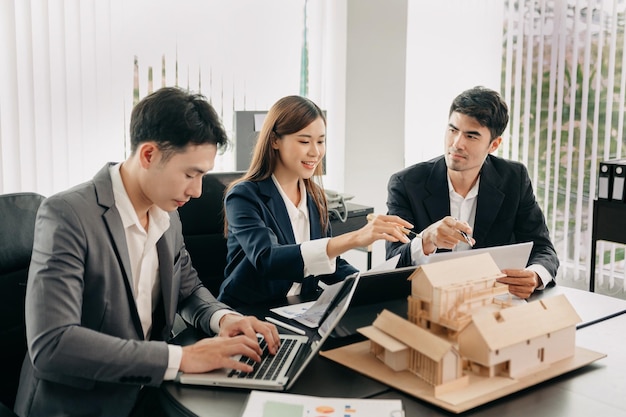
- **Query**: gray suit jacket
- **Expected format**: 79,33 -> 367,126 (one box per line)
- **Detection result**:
14,163 -> 231,417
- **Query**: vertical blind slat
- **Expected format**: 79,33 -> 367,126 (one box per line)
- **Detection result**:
562,0 -> 583,268
502,1 -> 515,159
63,0 -> 84,186
550,1 -> 567,245
532,0 -> 547,190
48,0 -> 70,193
521,0 -> 535,168
588,2 -> 606,283
511,3 -> 525,162
15,0 -> 36,192
574,0 -> 593,279
0,0 -> 19,192
31,0 -> 53,195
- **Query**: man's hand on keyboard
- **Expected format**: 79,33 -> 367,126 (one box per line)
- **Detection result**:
179,315 -> 280,374
180,335 -> 264,374
219,314 -> 280,355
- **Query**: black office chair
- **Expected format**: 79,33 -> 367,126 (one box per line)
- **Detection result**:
0,403 -> 18,417
0,192 -> 45,411
0,402 -> 18,417
178,172 -> 244,296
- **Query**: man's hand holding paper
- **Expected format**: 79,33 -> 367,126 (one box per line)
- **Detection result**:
498,269 -> 539,299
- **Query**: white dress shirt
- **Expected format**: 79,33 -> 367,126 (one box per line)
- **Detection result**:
110,164 -> 183,380
271,175 -> 336,296
409,173 -> 552,289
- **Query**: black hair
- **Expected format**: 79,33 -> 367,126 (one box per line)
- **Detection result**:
449,86 -> 509,141
129,86 -> 229,157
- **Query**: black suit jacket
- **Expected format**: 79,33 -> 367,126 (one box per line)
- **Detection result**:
386,155 -> 559,279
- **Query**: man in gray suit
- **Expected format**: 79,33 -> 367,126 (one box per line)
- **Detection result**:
14,87 -> 279,417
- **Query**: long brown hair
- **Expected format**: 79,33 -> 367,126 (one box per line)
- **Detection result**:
225,95 -> 328,234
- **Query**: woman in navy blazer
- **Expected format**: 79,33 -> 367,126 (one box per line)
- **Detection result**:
218,96 -> 412,307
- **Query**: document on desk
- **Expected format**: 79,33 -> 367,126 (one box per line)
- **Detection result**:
241,390 -> 404,417
270,280 -> 345,328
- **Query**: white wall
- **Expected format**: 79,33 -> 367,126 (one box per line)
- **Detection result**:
341,0 -> 408,268
321,0 -> 348,194
404,0 -> 505,166
334,0 -> 504,268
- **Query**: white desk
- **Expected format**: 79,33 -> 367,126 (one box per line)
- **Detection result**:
532,285 -> 626,327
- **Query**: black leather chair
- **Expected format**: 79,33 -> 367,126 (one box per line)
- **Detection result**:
0,402 -> 18,417
178,172 -> 244,296
0,192 -> 45,411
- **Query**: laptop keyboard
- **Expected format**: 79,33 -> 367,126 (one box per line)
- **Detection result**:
228,336 -> 297,381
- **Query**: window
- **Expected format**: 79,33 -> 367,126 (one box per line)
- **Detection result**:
0,0 -> 322,196
502,0 -> 626,294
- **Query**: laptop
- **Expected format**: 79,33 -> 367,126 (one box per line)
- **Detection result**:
176,272 -> 360,391
269,265 -> 417,338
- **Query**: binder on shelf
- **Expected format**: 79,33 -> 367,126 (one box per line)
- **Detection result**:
612,163 -> 626,202
598,158 -> 626,202
598,161 -> 614,200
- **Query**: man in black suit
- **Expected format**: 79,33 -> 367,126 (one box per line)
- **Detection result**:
386,86 -> 558,299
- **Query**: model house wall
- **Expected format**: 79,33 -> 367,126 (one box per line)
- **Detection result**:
408,253 -> 508,333
359,309 -> 463,386
457,294 -> 581,378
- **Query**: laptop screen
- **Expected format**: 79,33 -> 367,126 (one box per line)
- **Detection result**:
284,272 -> 360,390
317,272 -> 360,337
331,266 -> 417,338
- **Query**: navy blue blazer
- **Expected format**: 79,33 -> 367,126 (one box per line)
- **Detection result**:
218,178 -> 358,307
386,155 -> 559,279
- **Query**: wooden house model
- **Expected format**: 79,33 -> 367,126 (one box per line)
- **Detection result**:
457,294 -> 581,378
358,253 -> 582,392
358,309 -> 464,386
407,253 -> 509,334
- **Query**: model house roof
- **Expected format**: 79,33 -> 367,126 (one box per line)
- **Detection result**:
358,325 -> 408,353
469,294 -> 581,350
409,253 -> 506,289
362,309 -> 454,361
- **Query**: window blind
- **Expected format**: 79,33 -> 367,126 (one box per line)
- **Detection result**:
502,0 -> 626,293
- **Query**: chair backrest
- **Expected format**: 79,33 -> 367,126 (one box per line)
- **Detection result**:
0,402 -> 18,417
0,192 -> 45,409
178,172 -> 244,295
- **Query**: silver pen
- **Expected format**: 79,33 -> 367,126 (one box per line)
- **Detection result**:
458,230 -> 474,247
